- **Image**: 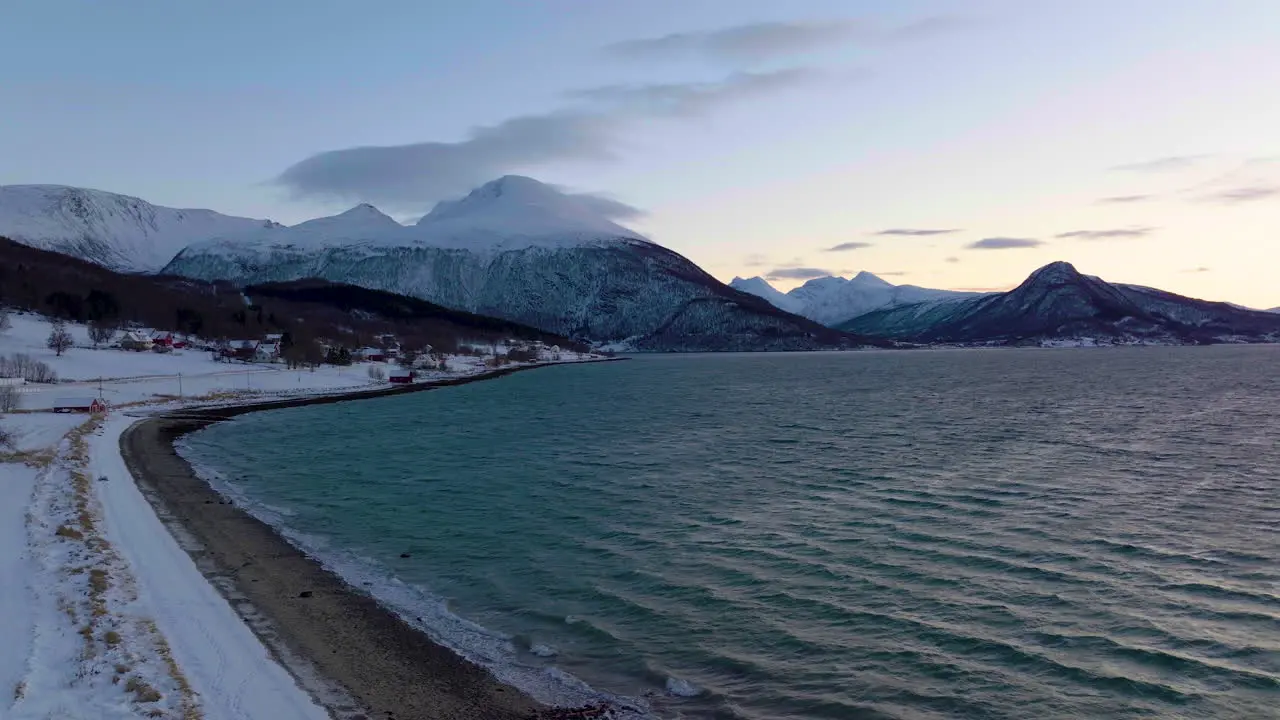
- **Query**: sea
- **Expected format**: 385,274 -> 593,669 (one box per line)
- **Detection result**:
178,348 -> 1280,719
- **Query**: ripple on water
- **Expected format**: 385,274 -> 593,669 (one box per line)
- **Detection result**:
181,348 -> 1280,719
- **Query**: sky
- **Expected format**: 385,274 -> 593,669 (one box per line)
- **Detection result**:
2,0 -> 1279,308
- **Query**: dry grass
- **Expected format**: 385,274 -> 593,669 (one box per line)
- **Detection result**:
125,676 -> 162,703
146,619 -> 202,719
55,524 -> 84,540
54,415 -> 202,718
0,448 -> 57,467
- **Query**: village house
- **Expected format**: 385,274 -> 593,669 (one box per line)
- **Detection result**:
220,339 -> 259,362
388,369 -> 415,384
53,397 -> 107,414
356,346 -> 386,362
148,331 -> 186,350
254,340 -> 281,362
119,330 -> 153,351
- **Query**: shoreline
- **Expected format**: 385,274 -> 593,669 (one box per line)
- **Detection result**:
118,360 -> 623,720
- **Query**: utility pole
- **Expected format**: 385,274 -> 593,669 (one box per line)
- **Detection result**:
178,372 -> 183,399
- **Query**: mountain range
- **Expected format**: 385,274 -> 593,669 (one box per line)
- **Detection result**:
2,178 -> 1277,349
840,261 -> 1280,345
0,178 -> 868,352
730,273 -> 975,326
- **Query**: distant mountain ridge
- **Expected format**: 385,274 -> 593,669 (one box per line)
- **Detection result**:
841,261 -> 1280,345
730,273 -> 976,326
0,184 -> 275,272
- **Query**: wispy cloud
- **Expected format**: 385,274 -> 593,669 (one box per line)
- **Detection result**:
276,112 -> 617,211
742,253 -> 770,267
604,21 -> 859,60
823,241 -> 873,252
604,16 -> 967,61
1055,226 -> 1155,240
1097,194 -> 1154,204
277,69 -> 811,210
1182,266 -> 1211,273
944,256 -> 960,263
1199,185 -> 1280,204
873,228 -> 961,236
766,267 -> 834,281
568,69 -> 818,116
966,237 -> 1043,250
874,270 -> 909,276
1111,155 -> 1208,173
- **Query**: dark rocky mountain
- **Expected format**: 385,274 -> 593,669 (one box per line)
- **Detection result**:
841,261 -> 1280,345
0,236 -> 585,353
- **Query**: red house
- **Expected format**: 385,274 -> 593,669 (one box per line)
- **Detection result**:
388,370 -> 415,384
54,397 -> 107,414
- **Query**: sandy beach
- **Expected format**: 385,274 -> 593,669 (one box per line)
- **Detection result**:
117,362 -> 618,720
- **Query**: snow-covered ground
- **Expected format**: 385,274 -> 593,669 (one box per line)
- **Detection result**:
0,310 -> 602,718
0,312 -> 378,411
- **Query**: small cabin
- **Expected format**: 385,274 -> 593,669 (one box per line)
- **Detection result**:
221,340 -> 259,361
358,347 -> 386,362
54,397 -> 106,414
388,370 -> 415,384
119,331 -> 153,351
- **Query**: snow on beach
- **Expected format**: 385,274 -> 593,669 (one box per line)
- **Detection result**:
0,310 -> 601,718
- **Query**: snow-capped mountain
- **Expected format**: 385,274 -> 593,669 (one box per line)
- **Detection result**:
728,276 -> 805,314
163,176 -> 867,351
841,261 -> 1280,345
729,272 -> 975,326
0,184 -> 275,272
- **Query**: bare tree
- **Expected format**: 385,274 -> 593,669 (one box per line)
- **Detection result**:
367,365 -> 386,381
0,354 -> 56,383
397,348 -> 418,369
88,319 -> 117,348
0,308 -> 11,335
0,385 -> 20,413
0,424 -> 13,450
47,320 -> 73,357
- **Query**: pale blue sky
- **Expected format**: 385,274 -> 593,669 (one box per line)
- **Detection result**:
3,1 -> 1278,307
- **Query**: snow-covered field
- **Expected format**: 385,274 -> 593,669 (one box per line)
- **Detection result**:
0,311 -> 601,718
0,313 -> 379,411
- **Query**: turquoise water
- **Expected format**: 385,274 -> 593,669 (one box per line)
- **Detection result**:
181,349 -> 1280,719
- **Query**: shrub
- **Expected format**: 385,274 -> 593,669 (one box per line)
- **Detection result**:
367,365 -> 385,381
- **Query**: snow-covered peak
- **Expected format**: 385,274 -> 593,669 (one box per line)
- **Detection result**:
850,271 -> 893,288
729,276 -> 805,314
0,184 -> 270,271
289,203 -> 402,234
412,176 -> 646,250
738,270 -> 976,326
1023,261 -> 1082,286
